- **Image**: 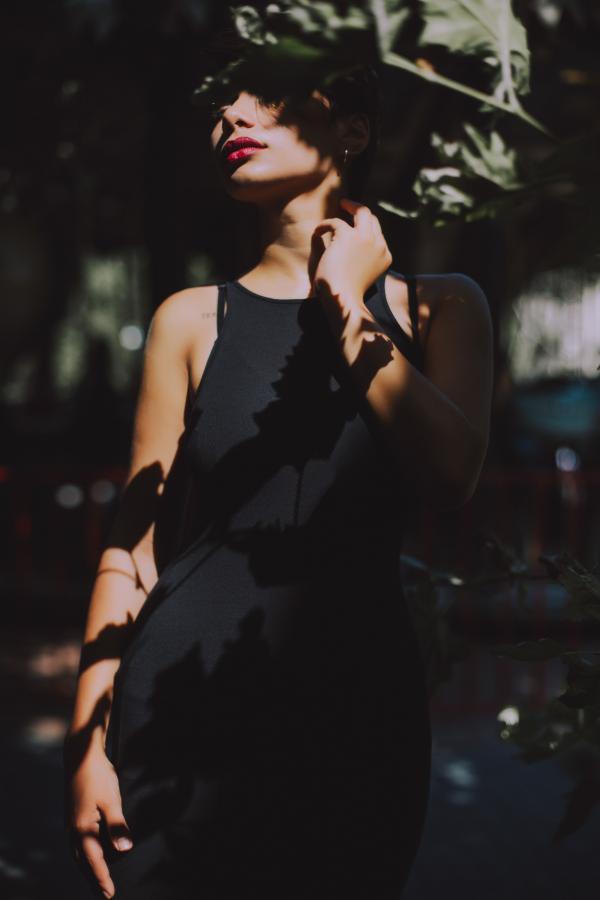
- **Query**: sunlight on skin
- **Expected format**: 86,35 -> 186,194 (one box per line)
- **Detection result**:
323,275 -> 490,509
58,81 -> 493,900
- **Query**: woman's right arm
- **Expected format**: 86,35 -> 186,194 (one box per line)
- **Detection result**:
63,285 -> 217,898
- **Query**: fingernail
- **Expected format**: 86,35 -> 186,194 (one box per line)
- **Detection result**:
115,836 -> 133,850
102,891 -> 113,899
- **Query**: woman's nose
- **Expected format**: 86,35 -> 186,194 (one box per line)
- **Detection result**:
221,94 -> 257,128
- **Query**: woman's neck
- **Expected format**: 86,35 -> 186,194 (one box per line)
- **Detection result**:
241,184 -> 346,298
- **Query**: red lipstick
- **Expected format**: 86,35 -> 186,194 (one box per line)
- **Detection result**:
222,136 -> 266,163
225,146 -> 264,163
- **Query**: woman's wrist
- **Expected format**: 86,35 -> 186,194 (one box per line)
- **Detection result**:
63,734 -> 107,778
316,282 -> 369,345
63,714 -> 110,769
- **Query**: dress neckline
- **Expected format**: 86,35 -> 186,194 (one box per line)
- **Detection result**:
230,272 -> 387,305
230,279 -> 308,304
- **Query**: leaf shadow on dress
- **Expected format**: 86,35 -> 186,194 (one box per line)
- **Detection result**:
76,292 -> 432,900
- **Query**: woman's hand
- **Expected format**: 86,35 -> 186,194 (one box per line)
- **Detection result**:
64,740 -> 133,898
310,197 -> 393,310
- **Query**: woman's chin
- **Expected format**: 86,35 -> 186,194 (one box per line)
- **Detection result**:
222,173 -> 289,204
224,171 -> 327,206
223,180 -> 272,204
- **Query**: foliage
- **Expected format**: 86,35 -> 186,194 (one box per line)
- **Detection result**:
402,532 -> 600,837
379,122 -> 526,225
192,2 -> 380,108
401,557 -> 471,698
417,0 -> 530,100
192,0 -> 599,263
193,1 -> 540,122
385,121 -> 600,259
540,550 -> 600,623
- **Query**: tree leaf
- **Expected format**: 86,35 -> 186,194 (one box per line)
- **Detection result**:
417,0 -> 530,100
368,0 -> 412,55
482,529 -> 528,575
492,638 -> 568,661
379,123 -> 525,223
552,769 -> 600,842
561,652 -> 600,675
193,1 -> 378,108
232,4 -> 277,45
540,552 -> 600,622
557,652 -> 600,710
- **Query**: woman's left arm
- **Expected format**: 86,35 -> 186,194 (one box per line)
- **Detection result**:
312,198 -> 494,510
321,274 -> 494,510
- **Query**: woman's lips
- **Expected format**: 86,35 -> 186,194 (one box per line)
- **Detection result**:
224,146 -> 265,163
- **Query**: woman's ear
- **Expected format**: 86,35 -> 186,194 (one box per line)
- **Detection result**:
335,111 -> 370,159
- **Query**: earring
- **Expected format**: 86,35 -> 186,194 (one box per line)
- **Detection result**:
343,147 -> 349,166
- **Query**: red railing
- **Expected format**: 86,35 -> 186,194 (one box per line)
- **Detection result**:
2,462 -> 598,604
1,462 -> 597,718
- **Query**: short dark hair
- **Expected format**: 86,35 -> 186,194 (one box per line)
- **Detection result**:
193,23 -> 381,202
319,64 -> 381,202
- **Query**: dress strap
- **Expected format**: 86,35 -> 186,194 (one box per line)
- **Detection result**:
217,282 -> 227,333
405,274 -> 422,357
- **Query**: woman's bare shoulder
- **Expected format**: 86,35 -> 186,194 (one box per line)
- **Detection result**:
149,281 -> 219,361
383,270 -> 488,350
141,283 -> 221,410
150,284 -> 220,344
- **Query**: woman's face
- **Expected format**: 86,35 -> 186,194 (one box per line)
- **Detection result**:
207,89 -> 344,203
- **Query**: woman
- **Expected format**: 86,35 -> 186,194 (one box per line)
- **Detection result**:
64,67 -> 494,900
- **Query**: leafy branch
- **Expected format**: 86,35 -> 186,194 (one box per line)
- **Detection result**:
382,48 -> 551,137
191,1 -> 600,263
402,532 -> 600,838
194,1 -> 549,130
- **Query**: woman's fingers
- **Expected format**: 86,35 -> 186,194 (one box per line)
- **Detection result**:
353,204 -> 375,233
338,198 -> 382,239
313,218 -> 352,237
72,788 -> 133,899
65,749 -> 132,897
79,824 -> 116,898
340,198 -> 390,256
313,218 -> 352,251
101,796 -> 134,851
311,198 -> 392,300
315,205 -> 380,242
339,197 -> 373,225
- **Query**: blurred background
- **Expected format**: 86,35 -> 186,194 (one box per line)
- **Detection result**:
1,1 -> 600,898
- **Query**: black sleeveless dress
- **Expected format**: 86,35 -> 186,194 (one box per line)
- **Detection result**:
101,270 -> 431,900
